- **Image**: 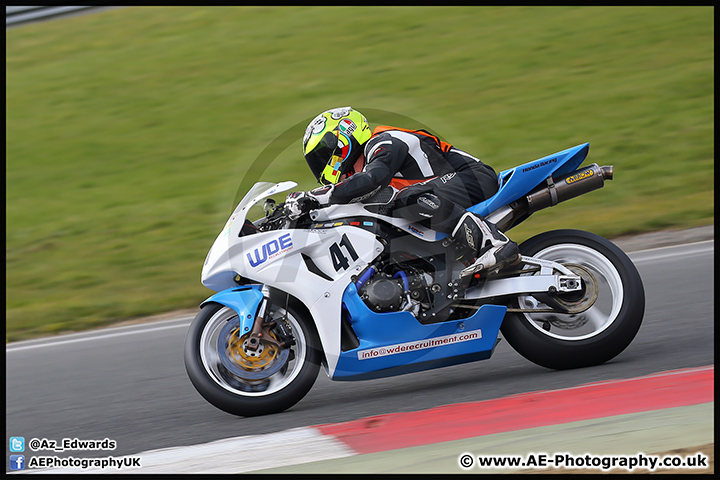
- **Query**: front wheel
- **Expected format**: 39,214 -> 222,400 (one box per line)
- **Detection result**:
184,301 -> 321,416
501,229 -> 645,370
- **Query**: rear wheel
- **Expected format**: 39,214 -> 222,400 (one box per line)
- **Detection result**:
184,302 -> 321,416
501,229 -> 645,370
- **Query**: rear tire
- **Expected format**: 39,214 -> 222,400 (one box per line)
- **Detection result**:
501,230 -> 645,370
184,301 -> 321,416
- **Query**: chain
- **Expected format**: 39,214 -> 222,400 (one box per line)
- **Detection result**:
453,303 -> 560,313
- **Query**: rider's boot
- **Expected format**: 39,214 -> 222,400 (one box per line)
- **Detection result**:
451,212 -> 521,277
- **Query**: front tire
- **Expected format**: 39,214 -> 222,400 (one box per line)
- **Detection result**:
501,229 -> 645,370
184,301 -> 321,416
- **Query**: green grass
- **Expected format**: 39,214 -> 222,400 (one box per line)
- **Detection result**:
6,6 -> 714,341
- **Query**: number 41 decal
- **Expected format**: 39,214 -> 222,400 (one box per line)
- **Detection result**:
329,234 -> 359,271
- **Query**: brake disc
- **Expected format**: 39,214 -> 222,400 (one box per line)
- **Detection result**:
218,321 -> 289,380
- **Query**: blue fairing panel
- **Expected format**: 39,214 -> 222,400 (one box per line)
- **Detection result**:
469,143 -> 589,217
332,283 -> 507,380
201,285 -> 264,335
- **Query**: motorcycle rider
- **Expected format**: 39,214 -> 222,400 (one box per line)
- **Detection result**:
285,106 -> 520,276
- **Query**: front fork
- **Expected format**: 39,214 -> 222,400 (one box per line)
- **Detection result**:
200,285 -> 295,351
246,287 -> 295,352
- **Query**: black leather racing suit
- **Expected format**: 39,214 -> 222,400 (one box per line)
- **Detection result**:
326,128 -> 499,233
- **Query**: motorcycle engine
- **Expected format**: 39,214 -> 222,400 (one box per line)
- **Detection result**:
358,273 -> 405,312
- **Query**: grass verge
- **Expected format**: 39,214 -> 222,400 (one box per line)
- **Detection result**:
6,6 -> 713,341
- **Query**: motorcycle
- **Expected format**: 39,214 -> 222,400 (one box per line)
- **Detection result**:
184,142 -> 645,416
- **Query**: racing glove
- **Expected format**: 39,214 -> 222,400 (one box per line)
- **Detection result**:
284,184 -> 335,220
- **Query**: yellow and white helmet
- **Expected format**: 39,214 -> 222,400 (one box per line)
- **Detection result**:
303,107 -> 372,185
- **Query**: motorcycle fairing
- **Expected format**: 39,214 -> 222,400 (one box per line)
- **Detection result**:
469,143 -> 589,217
202,181 -> 298,291
310,204 -> 448,242
331,283 -> 506,380
205,220 -> 384,377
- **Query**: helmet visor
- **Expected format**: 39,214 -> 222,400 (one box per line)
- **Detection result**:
305,130 -> 338,182
307,130 -> 354,185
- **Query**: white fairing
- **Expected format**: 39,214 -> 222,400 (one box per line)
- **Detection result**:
311,204 -> 447,242
202,181 -> 297,290
202,182 -> 383,376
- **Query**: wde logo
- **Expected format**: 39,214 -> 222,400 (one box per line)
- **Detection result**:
247,233 -> 293,268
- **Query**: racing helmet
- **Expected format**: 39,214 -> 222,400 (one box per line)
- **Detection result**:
303,107 -> 372,185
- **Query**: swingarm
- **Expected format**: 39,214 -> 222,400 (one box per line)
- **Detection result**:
463,256 -> 593,314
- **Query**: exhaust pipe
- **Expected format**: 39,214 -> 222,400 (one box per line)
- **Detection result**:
486,164 -> 613,231
525,163 -> 613,214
